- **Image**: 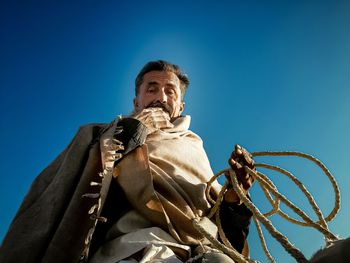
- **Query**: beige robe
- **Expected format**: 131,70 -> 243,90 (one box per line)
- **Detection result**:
91,116 -> 222,262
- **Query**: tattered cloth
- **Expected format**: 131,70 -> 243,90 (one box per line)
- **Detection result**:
0,116 -> 222,263
90,116 -> 222,262
0,123 -> 109,263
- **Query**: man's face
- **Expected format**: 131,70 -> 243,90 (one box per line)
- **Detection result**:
134,71 -> 185,119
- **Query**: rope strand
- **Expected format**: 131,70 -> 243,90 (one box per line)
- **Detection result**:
194,150 -> 340,263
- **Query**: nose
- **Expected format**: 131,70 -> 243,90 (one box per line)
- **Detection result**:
156,89 -> 167,104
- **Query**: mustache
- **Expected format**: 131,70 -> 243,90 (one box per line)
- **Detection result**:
146,102 -> 171,114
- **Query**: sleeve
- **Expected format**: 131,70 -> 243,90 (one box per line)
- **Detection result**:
219,198 -> 253,253
113,117 -> 148,157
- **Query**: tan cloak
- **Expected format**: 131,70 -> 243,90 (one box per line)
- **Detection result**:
90,116 -> 222,262
116,116 -> 221,245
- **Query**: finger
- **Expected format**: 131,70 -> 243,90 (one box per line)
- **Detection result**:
228,157 -> 236,166
235,169 -> 254,187
146,108 -> 170,120
228,158 -> 243,170
235,144 -> 243,156
148,107 -> 171,120
242,174 -> 255,189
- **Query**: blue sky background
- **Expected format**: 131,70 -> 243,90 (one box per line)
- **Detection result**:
1,1 -> 349,262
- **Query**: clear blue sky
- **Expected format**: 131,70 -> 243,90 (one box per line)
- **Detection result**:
1,1 -> 349,262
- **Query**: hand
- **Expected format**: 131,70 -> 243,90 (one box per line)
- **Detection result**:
133,107 -> 174,134
224,145 -> 256,203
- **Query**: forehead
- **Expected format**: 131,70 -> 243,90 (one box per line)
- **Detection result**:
142,71 -> 180,86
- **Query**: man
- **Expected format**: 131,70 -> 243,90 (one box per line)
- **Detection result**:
0,60 -> 254,263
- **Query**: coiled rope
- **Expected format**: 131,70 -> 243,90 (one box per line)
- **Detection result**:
193,151 -> 341,263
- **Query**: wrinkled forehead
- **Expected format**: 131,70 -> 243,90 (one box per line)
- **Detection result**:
141,71 -> 181,87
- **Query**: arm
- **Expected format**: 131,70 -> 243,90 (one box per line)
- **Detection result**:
219,196 -> 253,253
220,145 -> 255,252
113,117 -> 148,156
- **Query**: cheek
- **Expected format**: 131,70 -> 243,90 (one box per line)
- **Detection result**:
137,94 -> 153,109
167,99 -> 177,108
170,99 -> 182,111
135,96 -> 144,109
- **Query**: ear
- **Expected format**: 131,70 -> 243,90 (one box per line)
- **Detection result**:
179,101 -> 185,114
133,97 -> 138,110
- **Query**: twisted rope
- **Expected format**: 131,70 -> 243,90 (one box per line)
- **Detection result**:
252,151 -> 341,227
193,151 -> 340,263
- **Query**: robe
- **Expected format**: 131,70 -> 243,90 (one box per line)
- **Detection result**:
0,115 -> 250,263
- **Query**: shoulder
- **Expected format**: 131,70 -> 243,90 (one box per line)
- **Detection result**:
71,122 -> 113,146
78,122 -> 110,131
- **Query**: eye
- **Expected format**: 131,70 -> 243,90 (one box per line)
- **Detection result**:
147,86 -> 156,93
166,88 -> 176,97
